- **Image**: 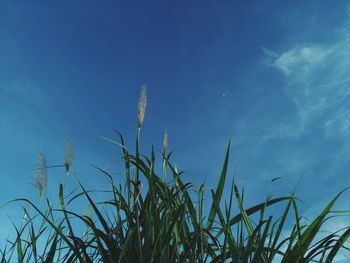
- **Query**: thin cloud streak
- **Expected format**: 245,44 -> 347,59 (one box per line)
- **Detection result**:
245,14 -> 350,190
1,79 -> 51,114
272,37 -> 350,139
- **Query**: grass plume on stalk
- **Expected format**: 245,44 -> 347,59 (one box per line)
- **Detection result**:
135,85 -> 146,263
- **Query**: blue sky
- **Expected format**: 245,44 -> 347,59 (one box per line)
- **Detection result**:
1,0 -> 350,253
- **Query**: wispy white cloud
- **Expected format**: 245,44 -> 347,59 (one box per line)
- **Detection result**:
264,36 -> 350,141
261,47 -> 279,59
251,13 -> 350,188
1,79 -> 51,113
273,45 -> 331,77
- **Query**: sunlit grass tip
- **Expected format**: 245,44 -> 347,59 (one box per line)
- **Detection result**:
163,128 -> 168,154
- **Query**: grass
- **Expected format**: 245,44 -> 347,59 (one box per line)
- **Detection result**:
1,86 -> 350,262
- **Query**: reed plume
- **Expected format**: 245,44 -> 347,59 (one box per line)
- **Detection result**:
137,85 -> 147,128
65,140 -> 73,175
33,151 -> 47,199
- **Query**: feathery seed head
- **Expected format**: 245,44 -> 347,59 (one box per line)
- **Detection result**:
65,140 -> 73,175
33,151 -> 48,199
137,85 -> 147,127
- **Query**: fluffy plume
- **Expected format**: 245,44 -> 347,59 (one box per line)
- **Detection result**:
65,140 -> 73,175
33,151 -> 48,199
137,85 -> 147,127
163,129 -> 168,155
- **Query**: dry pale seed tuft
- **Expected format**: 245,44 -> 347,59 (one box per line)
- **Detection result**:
33,151 -> 48,199
137,85 -> 147,127
163,129 -> 168,155
65,140 -> 73,175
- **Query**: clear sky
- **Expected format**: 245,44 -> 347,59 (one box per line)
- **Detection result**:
1,0 -> 350,250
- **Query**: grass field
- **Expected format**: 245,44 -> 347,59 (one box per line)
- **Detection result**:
2,87 -> 350,262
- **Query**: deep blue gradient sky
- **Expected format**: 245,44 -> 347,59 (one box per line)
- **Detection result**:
2,1 -> 350,252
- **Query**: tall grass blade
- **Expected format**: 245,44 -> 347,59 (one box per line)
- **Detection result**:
207,140 -> 230,230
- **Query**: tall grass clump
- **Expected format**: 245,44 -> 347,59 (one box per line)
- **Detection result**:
1,86 -> 350,262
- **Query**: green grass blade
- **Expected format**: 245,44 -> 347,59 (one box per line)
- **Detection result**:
207,140 -> 230,230
326,227 -> 350,262
282,188 -> 349,262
